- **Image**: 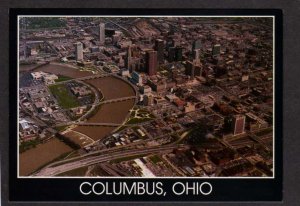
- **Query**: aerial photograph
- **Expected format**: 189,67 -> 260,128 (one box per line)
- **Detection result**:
18,16 -> 274,177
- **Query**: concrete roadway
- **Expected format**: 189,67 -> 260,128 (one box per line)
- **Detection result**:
33,144 -> 188,177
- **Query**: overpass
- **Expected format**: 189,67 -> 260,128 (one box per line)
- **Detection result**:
33,144 -> 188,176
60,96 -> 136,113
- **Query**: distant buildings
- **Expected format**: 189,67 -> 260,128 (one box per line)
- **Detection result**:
184,102 -> 196,113
212,44 -> 221,56
168,46 -> 182,62
143,94 -> 154,106
155,39 -> 164,64
140,85 -> 152,94
125,45 -> 132,71
120,69 -> 130,77
233,115 -> 245,136
185,61 -> 195,79
168,47 -> 176,62
74,42 -> 83,61
192,39 -> 202,51
31,71 -> 58,85
131,71 -> 143,85
146,50 -> 157,76
193,49 -> 201,66
71,86 -> 92,97
99,23 -> 106,46
175,46 -> 183,61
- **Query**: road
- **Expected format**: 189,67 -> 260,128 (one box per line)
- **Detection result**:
33,144 -> 188,176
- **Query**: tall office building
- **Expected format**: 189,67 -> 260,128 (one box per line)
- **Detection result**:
185,61 -> 195,79
146,50 -> 158,76
154,39 -> 164,64
74,42 -> 83,61
125,46 -> 132,71
232,115 -> 246,136
192,39 -> 202,51
212,44 -> 221,56
175,46 -> 183,61
166,37 -> 175,50
143,94 -> 154,106
194,65 -> 203,77
193,49 -> 201,65
131,71 -> 142,85
99,23 -> 105,46
168,47 -> 176,62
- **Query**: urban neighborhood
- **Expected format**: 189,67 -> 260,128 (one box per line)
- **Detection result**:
18,16 -> 274,177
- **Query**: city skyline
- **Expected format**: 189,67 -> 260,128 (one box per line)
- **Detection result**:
18,16 -> 274,178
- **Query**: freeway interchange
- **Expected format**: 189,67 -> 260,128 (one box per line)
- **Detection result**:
33,144 -> 188,177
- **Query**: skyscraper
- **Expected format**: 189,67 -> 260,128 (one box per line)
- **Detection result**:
154,39 -> 164,64
125,46 -> 132,71
99,23 -> 105,46
193,49 -> 201,65
212,44 -> 221,56
146,50 -> 157,76
166,37 -> 175,50
192,39 -> 202,51
143,94 -> 154,106
175,46 -> 183,61
232,115 -> 245,136
168,47 -> 176,62
74,42 -> 83,61
185,61 -> 195,79
194,65 -> 203,77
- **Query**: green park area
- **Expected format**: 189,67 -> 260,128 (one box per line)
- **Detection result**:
49,84 -> 80,109
149,155 -> 162,164
55,75 -> 73,82
126,108 -> 155,125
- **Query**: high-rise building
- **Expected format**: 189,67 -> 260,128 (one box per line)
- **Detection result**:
155,39 -> 164,64
193,49 -> 201,65
194,65 -> 203,76
146,50 -> 157,76
131,71 -> 142,85
212,44 -> 221,56
74,42 -> 83,61
125,46 -> 132,71
175,46 -> 183,61
185,61 -> 195,79
192,39 -> 202,51
99,23 -> 105,46
143,94 -> 154,106
232,115 -> 245,136
166,37 -> 175,50
168,47 -> 176,62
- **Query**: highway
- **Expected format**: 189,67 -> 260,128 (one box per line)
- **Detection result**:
33,144 -> 187,176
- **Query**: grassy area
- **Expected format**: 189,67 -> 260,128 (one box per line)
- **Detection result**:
126,108 -> 155,125
19,139 -> 41,153
149,155 -> 162,164
115,125 -> 128,133
55,75 -> 73,82
110,154 -> 146,163
48,84 -> 80,109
